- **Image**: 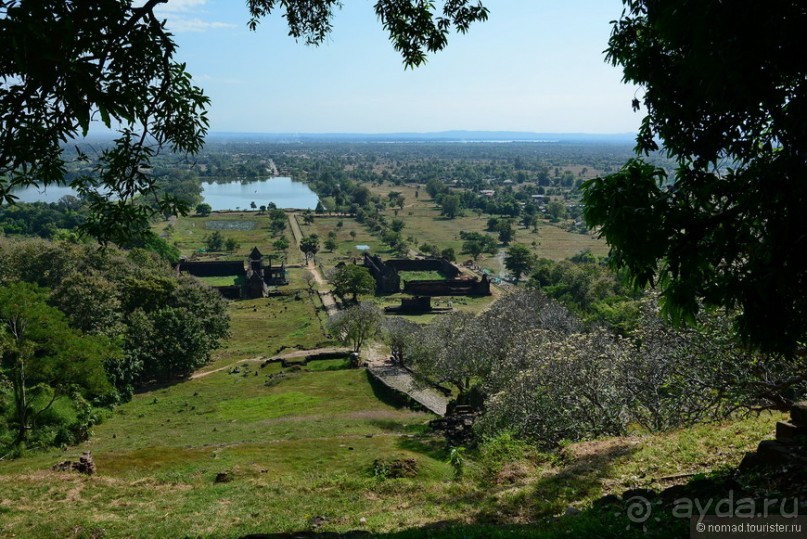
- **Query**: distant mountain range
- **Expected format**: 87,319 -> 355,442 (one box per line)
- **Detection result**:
205,131 -> 637,144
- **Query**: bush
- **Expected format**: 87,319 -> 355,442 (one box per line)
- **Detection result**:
372,458 -> 418,479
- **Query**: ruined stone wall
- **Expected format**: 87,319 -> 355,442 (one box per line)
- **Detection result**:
365,254 -> 488,296
404,276 -> 491,296
214,285 -> 242,300
387,258 -> 460,278
363,253 -> 400,293
179,260 -> 245,277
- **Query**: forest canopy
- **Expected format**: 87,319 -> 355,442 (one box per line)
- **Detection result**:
0,238 -> 230,450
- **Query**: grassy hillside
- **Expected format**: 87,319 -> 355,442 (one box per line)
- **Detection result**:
0,303 -> 784,538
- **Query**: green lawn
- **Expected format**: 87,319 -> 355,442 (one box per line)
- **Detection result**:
154,211 -> 292,262
297,215 -> 395,269
0,370 -> 784,539
0,363 -> 448,538
204,268 -> 332,369
0,273 -> 785,536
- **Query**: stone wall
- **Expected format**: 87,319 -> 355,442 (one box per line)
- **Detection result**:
384,296 -> 432,314
386,258 -> 460,278
179,260 -> 244,277
214,285 -> 241,300
177,251 -> 287,299
404,275 -> 491,296
363,253 -> 400,294
363,254 -> 479,295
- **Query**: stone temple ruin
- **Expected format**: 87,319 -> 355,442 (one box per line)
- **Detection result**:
363,253 -> 491,297
178,246 -> 287,299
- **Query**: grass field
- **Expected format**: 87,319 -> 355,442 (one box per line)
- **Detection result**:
205,268 -> 332,369
0,352 -> 784,539
366,184 -> 608,277
153,211 -> 293,262
297,214 -> 395,269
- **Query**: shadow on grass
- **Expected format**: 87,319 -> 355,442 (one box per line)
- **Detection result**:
238,505 -> 684,538
133,376 -> 192,395
366,419 -> 409,432
478,438 -> 641,521
394,434 -> 448,461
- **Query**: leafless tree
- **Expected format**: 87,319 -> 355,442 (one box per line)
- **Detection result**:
327,302 -> 383,362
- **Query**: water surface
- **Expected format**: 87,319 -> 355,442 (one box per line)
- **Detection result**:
10,177 -> 320,211
201,177 -> 319,210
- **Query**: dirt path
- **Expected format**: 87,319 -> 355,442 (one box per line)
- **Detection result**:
288,212 -> 339,316
363,343 -> 448,417
287,212 -> 303,245
191,346 -> 351,379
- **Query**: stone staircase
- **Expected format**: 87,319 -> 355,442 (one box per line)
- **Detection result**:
741,401 -> 807,469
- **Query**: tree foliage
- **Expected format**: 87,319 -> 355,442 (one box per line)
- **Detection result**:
407,311 -> 479,399
582,0 -> 807,356
246,0 -> 489,68
383,316 -> 420,367
0,0 -> 209,245
503,244 -> 534,282
1,0 -> 488,245
330,264 -> 375,303
196,203 -> 212,217
299,234 -> 320,262
439,194 -> 462,219
0,282 -> 117,447
327,302 -> 383,358
460,231 -> 497,261
0,238 -> 230,398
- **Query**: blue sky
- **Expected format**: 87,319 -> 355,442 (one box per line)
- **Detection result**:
154,0 -> 639,134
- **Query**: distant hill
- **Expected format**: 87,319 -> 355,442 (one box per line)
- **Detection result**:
206,131 -> 637,144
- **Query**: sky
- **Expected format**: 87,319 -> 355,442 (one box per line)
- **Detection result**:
153,0 -> 640,134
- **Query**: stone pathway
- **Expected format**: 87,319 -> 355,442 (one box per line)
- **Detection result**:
288,212 -> 338,316
363,344 -> 448,417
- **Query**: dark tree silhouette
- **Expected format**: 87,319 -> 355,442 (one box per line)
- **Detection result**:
583,0 -> 807,356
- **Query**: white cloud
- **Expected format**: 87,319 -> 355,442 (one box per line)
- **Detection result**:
147,0 -> 236,33
155,0 -> 208,14
166,17 -> 236,33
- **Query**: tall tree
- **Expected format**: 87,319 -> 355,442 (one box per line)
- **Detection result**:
327,302 -> 383,360
440,194 -> 462,219
330,264 -> 376,303
408,312 -> 478,400
0,283 -> 116,445
299,234 -> 320,263
383,317 -> 421,368
583,0 -> 807,356
504,244 -> 536,283
0,0 -> 209,245
195,203 -> 213,217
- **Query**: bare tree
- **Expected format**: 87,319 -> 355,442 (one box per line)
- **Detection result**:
327,303 -> 383,363
303,271 -> 317,296
383,317 -> 421,367
408,311 -> 480,399
478,329 -> 632,448
471,289 -> 580,394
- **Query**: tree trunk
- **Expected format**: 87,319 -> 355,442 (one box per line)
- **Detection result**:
12,354 -> 28,444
